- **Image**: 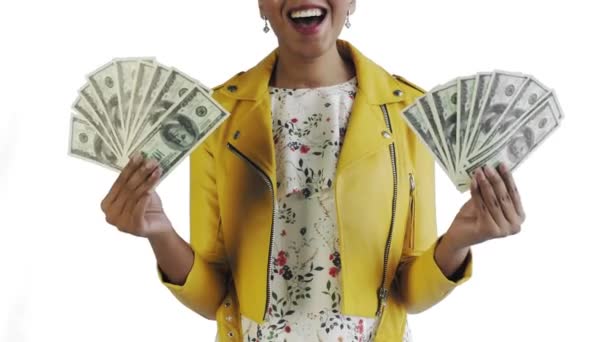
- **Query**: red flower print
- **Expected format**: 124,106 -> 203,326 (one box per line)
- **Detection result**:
329,254 -> 334,260
300,145 -> 310,154
285,325 -> 291,333
291,118 -> 298,123
277,250 -> 287,266
329,267 -> 339,277
356,319 -> 364,334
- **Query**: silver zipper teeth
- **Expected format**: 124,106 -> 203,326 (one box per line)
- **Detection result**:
227,143 -> 277,322
376,105 -> 399,317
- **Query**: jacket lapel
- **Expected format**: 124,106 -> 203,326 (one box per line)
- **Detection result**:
216,52 -> 278,180
334,41 -> 408,173
214,40 -> 410,180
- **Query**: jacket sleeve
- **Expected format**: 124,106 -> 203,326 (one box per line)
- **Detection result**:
397,118 -> 473,314
158,140 -> 230,320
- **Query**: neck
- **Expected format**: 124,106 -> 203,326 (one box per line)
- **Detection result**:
272,43 -> 355,89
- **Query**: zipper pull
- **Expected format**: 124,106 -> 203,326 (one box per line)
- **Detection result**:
376,287 -> 389,317
409,173 -> 415,193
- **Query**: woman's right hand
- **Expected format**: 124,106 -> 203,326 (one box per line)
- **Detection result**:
101,154 -> 172,238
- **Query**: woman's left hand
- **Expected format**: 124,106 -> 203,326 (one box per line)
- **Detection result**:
443,163 -> 526,252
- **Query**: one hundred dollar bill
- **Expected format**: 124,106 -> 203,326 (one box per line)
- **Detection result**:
114,58 -> 154,143
127,61 -> 158,144
87,61 -> 125,145
429,81 -> 459,174
464,93 -> 563,175
69,114 -> 123,171
466,71 -> 529,157
131,86 -> 229,179
128,68 -> 199,150
461,72 -> 493,162
418,95 -> 455,174
72,91 -> 121,156
456,75 -> 477,169
473,76 -> 552,155
402,99 -> 453,179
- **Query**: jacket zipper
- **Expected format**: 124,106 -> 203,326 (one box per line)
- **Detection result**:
376,105 -> 399,318
227,142 -> 277,322
407,173 -> 416,250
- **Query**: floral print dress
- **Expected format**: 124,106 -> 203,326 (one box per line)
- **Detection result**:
240,78 -> 412,342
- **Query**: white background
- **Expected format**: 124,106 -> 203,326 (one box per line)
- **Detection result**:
1,0 -> 607,341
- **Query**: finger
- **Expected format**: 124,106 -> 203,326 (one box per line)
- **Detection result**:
485,165 -> 520,226
134,167 -> 162,199
470,174 -> 486,213
498,163 -> 525,220
122,167 -> 162,217
125,158 -> 159,192
471,170 -> 498,227
103,153 -> 144,209
478,166 -> 510,231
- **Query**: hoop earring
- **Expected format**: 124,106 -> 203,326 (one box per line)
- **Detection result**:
345,11 -> 351,28
263,16 -> 270,33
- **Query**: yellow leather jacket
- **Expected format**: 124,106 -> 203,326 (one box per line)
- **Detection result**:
160,40 -> 472,341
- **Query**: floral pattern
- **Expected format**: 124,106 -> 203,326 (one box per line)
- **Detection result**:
240,78 -> 412,341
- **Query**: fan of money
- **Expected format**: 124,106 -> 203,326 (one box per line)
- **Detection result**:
401,71 -> 564,192
68,57 -> 229,181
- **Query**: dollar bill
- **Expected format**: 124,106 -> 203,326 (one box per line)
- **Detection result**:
127,61 -> 158,144
129,68 -> 199,150
429,81 -> 459,174
467,71 -> 529,156
464,93 -> 562,175
127,63 -> 172,151
73,89 -> 121,155
418,95 -> 455,173
69,114 -> 122,171
461,72 -> 493,162
114,58 -> 154,143
402,100 -> 450,174
474,76 -> 552,155
132,86 -> 229,179
87,61 -> 126,147
456,75 -> 477,168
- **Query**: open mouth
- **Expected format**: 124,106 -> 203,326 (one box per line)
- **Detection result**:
288,7 -> 327,29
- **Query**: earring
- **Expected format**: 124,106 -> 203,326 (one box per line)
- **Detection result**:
345,10 -> 352,28
263,16 -> 270,33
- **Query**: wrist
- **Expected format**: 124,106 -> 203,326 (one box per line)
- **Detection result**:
147,227 -> 175,244
435,233 -> 471,281
441,230 -> 470,255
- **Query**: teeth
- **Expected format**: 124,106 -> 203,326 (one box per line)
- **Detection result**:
290,8 -> 324,19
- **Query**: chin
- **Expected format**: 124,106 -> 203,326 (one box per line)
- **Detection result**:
284,35 -> 338,59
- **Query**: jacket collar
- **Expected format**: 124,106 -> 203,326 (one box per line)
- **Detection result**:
219,40 -> 408,183
216,40 -> 405,106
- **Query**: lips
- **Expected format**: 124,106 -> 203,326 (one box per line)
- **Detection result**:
287,5 -> 327,35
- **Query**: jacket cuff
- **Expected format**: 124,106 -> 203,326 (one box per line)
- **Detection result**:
429,236 -> 473,287
156,253 -> 201,295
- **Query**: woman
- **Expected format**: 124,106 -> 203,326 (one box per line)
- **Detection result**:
100,1 -> 526,340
